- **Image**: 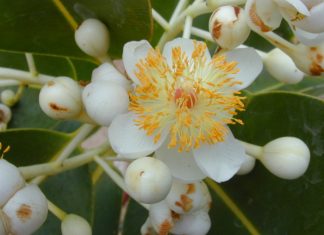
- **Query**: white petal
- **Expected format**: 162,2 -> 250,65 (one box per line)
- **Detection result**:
225,47 -> 263,90
192,130 -> 246,183
122,40 -> 152,84
279,0 -> 310,15
108,112 -> 167,159
295,27 -> 324,45
256,0 -> 282,30
162,38 -> 211,67
155,141 -> 206,183
293,3 -> 324,33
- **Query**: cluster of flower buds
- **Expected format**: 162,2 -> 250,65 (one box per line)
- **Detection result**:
0,103 -> 12,131
141,180 -> 212,235
0,158 -> 48,235
39,18 -> 130,127
238,137 -> 310,180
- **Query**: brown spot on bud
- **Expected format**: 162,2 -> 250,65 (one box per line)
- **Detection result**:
175,194 -> 193,212
186,184 -> 196,194
140,171 -> 144,176
158,219 -> 172,235
234,6 -> 241,18
171,210 -> 180,221
16,204 -> 32,222
249,2 -> 271,32
316,54 -> 323,63
49,103 -> 68,111
0,110 -> 4,122
212,20 -> 222,40
310,62 -> 324,75
79,80 -> 90,87
47,81 -> 55,87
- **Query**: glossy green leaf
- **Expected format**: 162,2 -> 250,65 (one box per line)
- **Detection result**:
0,0 -> 153,58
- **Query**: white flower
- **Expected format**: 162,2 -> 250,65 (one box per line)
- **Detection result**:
108,38 -> 262,183
246,0 -> 324,45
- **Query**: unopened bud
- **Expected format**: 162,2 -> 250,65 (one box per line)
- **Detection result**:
149,201 -> 174,234
82,80 -> 129,126
0,159 -> 25,207
61,214 -> 92,235
92,63 -> 130,89
260,137 -> 310,180
166,181 -> 204,214
170,210 -> 211,235
264,48 -> 304,84
75,18 -> 110,59
39,77 -> 82,120
237,154 -> 256,175
3,184 -> 48,235
125,157 -> 172,204
0,104 -> 12,124
209,6 -> 250,50
1,89 -> 16,107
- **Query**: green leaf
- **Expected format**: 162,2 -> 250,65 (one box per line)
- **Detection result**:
0,129 -> 71,166
0,0 -> 153,58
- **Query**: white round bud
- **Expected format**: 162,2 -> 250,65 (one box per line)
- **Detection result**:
170,210 -> 211,235
0,159 -> 25,207
3,184 -> 48,235
82,80 -> 129,126
166,181 -> 204,214
61,214 -> 92,235
92,63 -> 130,89
125,157 -> 172,204
261,137 -> 310,180
149,201 -> 174,234
75,18 -> 110,59
1,89 -> 16,107
0,103 -> 12,124
264,48 -> 304,84
209,6 -> 250,50
39,77 -> 82,120
237,154 -> 256,175
200,182 -> 212,212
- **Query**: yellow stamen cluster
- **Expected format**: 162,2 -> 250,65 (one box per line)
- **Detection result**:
130,41 -> 244,151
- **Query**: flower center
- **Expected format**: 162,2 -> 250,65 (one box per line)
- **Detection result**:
131,41 -> 244,151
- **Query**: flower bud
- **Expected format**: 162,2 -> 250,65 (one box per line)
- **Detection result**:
166,181 -> 204,214
260,137 -> 310,180
39,77 -> 82,120
170,210 -> 211,235
0,159 -> 25,207
140,218 -> 156,235
2,184 -> 48,235
75,18 -> 110,59
1,89 -> 16,107
61,214 -> 92,235
0,104 -> 12,124
237,154 -> 256,175
149,201 -> 174,234
264,48 -> 304,84
82,80 -> 129,126
92,63 -> 130,89
209,6 -> 250,50
200,182 -> 212,212
125,157 -> 172,204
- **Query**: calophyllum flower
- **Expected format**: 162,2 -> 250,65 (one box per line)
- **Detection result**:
108,38 -> 262,183
246,0 -> 324,45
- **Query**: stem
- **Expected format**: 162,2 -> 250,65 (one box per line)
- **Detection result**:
169,0 -> 190,24
0,67 -> 53,85
191,26 -> 213,41
157,2 -> 211,49
261,31 -> 298,53
31,124 -> 95,184
25,53 -> 38,77
94,156 -> 149,210
0,80 -> 20,87
207,0 -> 247,7
239,141 -> 263,159
183,16 -> 193,39
48,200 -> 66,221
152,9 -> 170,30
20,144 -> 108,179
